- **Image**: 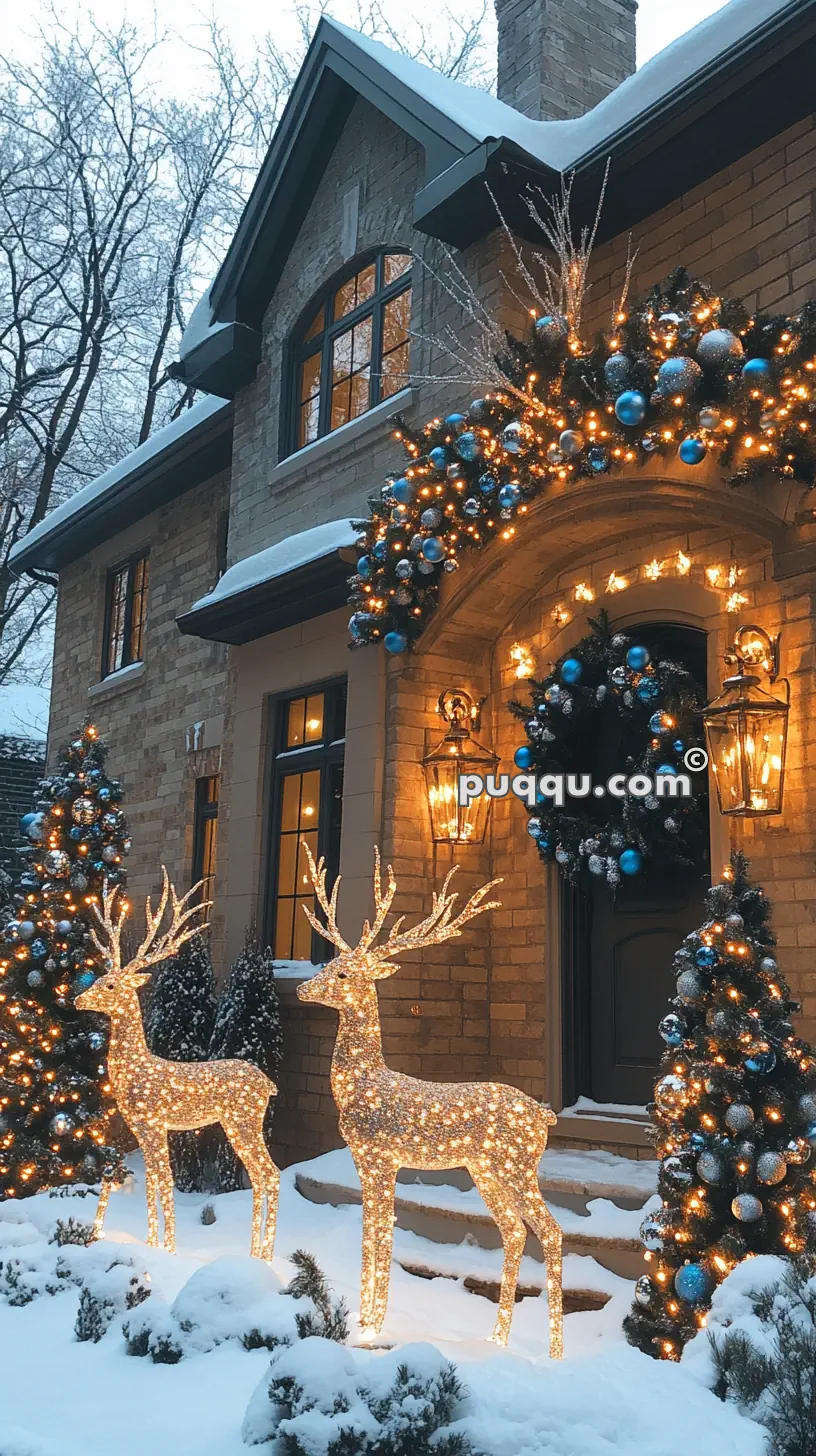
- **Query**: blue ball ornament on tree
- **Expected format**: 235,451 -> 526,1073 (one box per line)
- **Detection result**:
656,763 -> 678,777
659,1013 -> 685,1047
679,436 -> 706,466
636,676 -> 660,702
742,357 -> 772,383
445,413 -> 465,427
478,473 -> 496,495
356,555 -> 372,580
391,477 -> 416,505
656,356 -> 703,397
349,612 -> 375,641
456,431 -> 479,461
74,971 -> 96,993
19,812 -> 38,834
619,848 -> 643,876
626,645 -> 650,671
604,353 -> 633,389
384,631 -> 407,655
614,390 -> 647,426
372,541 -> 387,562
429,446 -> 447,470
587,446 -> 610,474
534,313 -> 569,347
744,1047 -> 777,1075
675,1263 -> 712,1305
560,658 -> 582,685
421,536 -> 445,563
514,745 -> 535,770
695,945 -> 718,969
498,483 -> 522,509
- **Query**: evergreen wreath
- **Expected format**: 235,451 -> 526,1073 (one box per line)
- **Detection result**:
508,611 -> 706,885
348,266 -> 816,654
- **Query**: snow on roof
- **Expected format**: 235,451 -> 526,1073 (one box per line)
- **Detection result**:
190,518 -> 358,610
329,0 -> 792,171
179,284 -> 231,357
10,394 -> 229,565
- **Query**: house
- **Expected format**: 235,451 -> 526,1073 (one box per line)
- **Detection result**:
11,0 -> 816,1170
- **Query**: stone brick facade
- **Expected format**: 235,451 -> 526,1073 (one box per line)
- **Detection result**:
495,0 -> 637,120
41,20 -> 816,1168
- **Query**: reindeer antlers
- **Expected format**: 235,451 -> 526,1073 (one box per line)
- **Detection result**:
90,868 -> 211,978
301,841 -> 501,963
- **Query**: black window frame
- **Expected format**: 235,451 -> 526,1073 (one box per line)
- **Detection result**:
285,249 -> 412,458
101,550 -> 150,679
191,774 -> 219,916
265,678 -> 347,963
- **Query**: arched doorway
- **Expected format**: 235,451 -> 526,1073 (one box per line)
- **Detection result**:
560,621 -> 710,1107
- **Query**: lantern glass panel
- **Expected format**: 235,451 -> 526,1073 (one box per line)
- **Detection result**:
704,677 -> 788,816
422,732 -> 497,844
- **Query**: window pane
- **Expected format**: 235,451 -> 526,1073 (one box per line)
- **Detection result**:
292,898 -> 314,959
299,396 -> 320,448
349,368 -> 370,420
381,341 -> 409,399
274,898 -> 294,959
331,378 -> 352,431
382,290 -> 411,353
106,566 -> 128,675
303,305 -> 324,342
280,774 -> 301,831
356,263 -> 376,305
352,316 -> 372,372
297,833 -> 318,891
203,776 -> 219,806
299,770 -> 320,829
304,694 -> 324,742
299,352 -> 321,404
277,831 -> 298,897
332,329 -> 353,383
286,697 -> 306,747
384,253 -> 411,284
129,555 -> 149,663
334,276 -> 357,320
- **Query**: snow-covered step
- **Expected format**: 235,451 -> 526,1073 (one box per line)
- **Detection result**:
293,1148 -> 655,1281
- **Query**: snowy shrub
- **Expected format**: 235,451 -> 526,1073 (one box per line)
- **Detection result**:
684,1253 -> 816,1456
285,1249 -> 349,1343
123,1255 -> 300,1362
74,1256 -> 150,1341
51,1216 -> 95,1246
200,1202 -> 217,1225
241,1337 -> 477,1454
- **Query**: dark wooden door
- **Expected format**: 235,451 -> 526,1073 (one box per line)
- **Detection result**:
561,623 -> 709,1107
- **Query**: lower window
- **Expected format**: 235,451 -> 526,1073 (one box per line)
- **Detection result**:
192,775 -> 219,916
268,682 -> 345,961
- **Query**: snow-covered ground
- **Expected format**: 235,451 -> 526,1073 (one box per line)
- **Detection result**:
0,1157 -> 765,1456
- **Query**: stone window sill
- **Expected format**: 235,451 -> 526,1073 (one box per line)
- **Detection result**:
88,660 -> 146,700
269,388 -> 415,488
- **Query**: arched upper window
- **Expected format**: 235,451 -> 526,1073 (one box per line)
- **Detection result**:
291,250 -> 411,452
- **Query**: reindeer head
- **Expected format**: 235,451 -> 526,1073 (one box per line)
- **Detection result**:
75,870 -> 210,1016
296,843 -> 501,1010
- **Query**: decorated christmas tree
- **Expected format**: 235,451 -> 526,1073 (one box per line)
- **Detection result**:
625,853 -> 816,1359
146,935 -> 217,1191
208,929 -> 283,1190
0,720 -> 129,1198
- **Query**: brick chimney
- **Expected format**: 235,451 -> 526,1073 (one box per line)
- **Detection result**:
495,0 -> 637,121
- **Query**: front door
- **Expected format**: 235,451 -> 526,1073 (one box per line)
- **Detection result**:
561,623 -> 709,1107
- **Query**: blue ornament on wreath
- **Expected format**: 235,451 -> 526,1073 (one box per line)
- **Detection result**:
372,541 -> 387,562
514,745 -> 535,770
456,432 -> 479,462
349,612 -> 375,641
445,413 -> 465,428
429,447 -> 447,470
656,356 -> 703,397
73,971 -> 95,993
587,446 -> 610,474
636,676 -> 660,702
619,848 -> 642,876
675,1264 -> 711,1305
391,477 -> 416,505
742,357 -> 772,383
534,313 -> 569,347
384,631 -> 407,655
656,763 -> 677,777
421,537 -> 445,563
560,658 -> 583,685
695,945 -> 718,969
356,555 -> 373,580
659,1013 -> 685,1047
649,711 -> 671,734
626,645 -> 650,671
478,473 -> 497,495
744,1047 -> 777,1075
614,391 -> 647,426
679,436 -> 706,466
498,483 -> 522,510
19,811 -> 38,834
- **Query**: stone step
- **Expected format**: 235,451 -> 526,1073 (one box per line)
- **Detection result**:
294,1149 -> 653,1282
397,1257 -> 611,1315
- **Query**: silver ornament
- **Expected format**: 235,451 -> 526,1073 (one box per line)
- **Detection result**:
44,850 -> 70,877
101,845 -> 118,864
443,558 -> 458,573
676,970 -> 703,1003
535,313 -> 569,346
655,1074 -> 688,1115
588,855 -> 604,875
696,328 -> 743,367
725,1103 -> 755,1134
798,1094 -> 816,1123
463,497 -> 480,516
697,1151 -> 725,1184
559,429 -> 584,457
731,1193 -> 763,1222
417,560 -> 435,575
604,353 -> 633,389
634,1275 -> 655,1306
396,559 -> 413,580
50,1112 -> 73,1136
420,509 -> 442,529
757,1151 -> 787,1184
698,406 -> 721,431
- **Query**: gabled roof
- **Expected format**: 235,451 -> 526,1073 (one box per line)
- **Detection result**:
9,396 -> 232,574
178,0 -> 816,396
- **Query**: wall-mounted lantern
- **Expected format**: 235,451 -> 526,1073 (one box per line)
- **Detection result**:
422,689 -> 499,844
703,625 -> 789,816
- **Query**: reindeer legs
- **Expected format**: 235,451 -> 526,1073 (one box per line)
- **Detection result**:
471,1170 -> 527,1347
92,1177 -> 114,1240
140,1129 -> 175,1252
357,1161 -> 398,1337
519,1180 -> 564,1361
223,1111 -> 281,1261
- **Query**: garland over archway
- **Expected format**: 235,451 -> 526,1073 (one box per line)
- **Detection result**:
348,268 -> 816,653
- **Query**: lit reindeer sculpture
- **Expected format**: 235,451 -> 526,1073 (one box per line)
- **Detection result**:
297,846 -> 563,1357
76,872 -> 280,1260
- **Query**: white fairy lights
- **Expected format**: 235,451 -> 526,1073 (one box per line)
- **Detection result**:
77,873 -> 280,1259
297,846 -> 564,1358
